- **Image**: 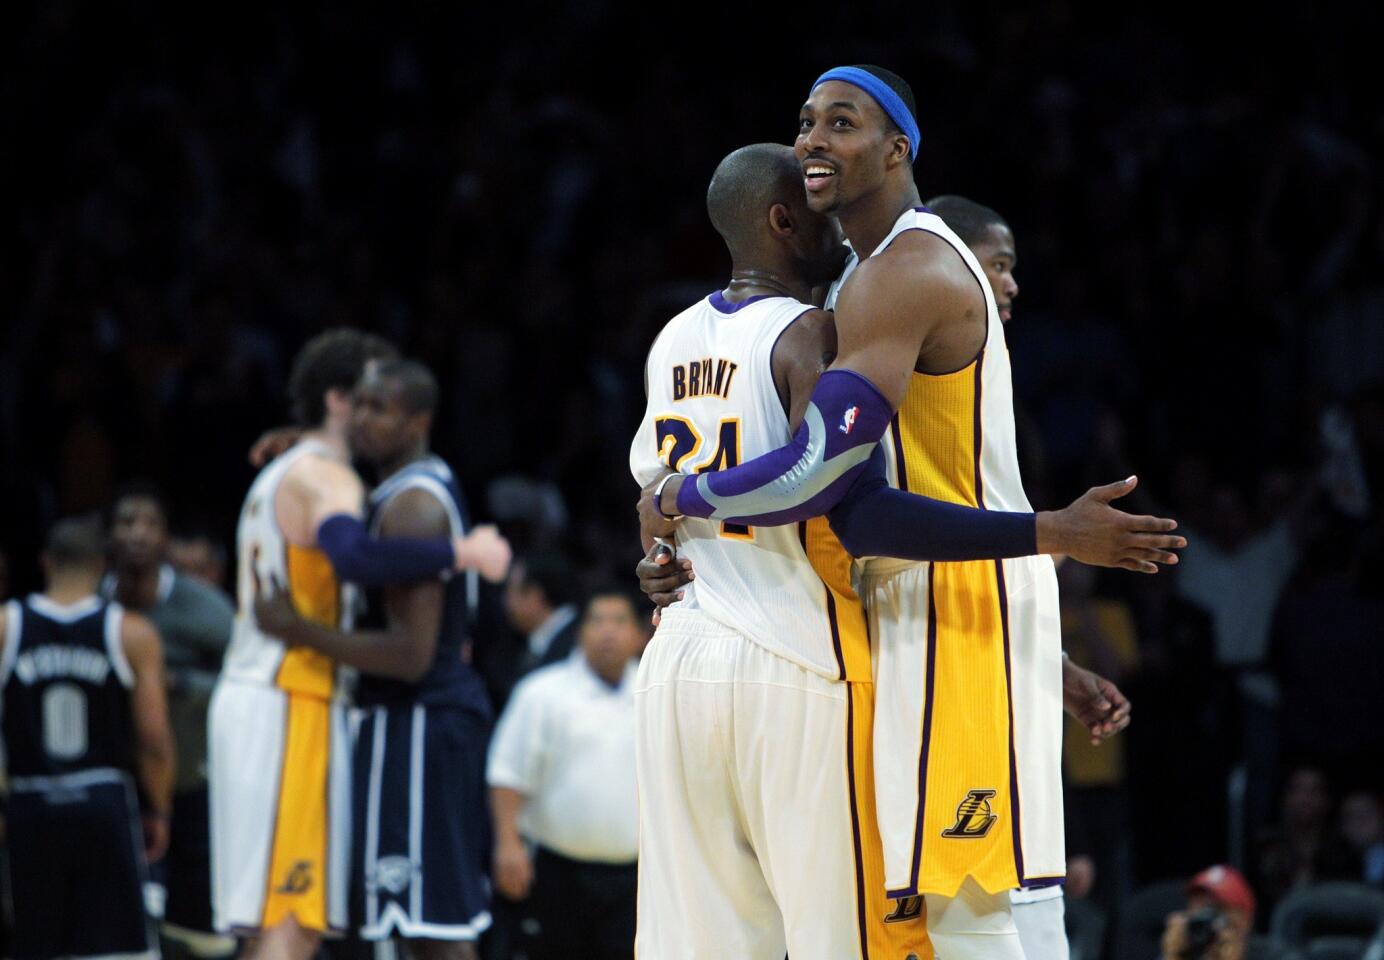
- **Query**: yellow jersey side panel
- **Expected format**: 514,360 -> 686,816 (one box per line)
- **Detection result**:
277,544 -> 338,698
848,681 -> 934,959
892,364 -> 980,507
802,518 -> 871,682
915,559 -> 1019,896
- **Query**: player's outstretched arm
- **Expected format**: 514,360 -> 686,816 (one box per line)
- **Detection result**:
829,464 -> 1184,571
284,455 -> 503,586
122,611 -> 175,862
650,244 -> 959,528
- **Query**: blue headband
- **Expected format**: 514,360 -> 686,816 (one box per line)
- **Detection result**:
811,67 -> 919,163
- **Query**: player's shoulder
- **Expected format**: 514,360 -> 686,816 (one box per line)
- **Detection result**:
773,307 -> 835,367
844,231 -> 975,311
376,484 -> 452,537
280,447 -> 361,496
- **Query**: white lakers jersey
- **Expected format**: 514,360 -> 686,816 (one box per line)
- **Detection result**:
839,207 -> 1064,894
222,439 -> 357,699
631,291 -> 870,682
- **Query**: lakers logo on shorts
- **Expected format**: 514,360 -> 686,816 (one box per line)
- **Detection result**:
941,789 -> 998,839
884,894 -> 923,923
275,860 -> 315,895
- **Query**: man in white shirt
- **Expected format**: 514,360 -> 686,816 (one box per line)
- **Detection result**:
486,588 -> 645,960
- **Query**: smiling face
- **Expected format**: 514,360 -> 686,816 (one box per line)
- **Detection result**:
969,223 -> 1020,322
795,80 -> 907,215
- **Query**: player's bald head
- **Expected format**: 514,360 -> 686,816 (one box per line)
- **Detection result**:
706,143 -> 804,257
925,195 -> 1008,247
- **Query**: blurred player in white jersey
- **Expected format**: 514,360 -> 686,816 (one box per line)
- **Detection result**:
209,329 -> 502,960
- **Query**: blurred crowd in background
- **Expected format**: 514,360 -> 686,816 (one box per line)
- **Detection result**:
3,2 -> 1383,956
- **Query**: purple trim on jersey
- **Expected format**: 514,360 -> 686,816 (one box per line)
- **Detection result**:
914,205 -> 932,213
707,290 -> 776,314
1022,877 -> 1067,889
888,565 -> 939,900
845,689 -> 873,960
973,347 -> 987,509
996,558 -> 1026,884
800,522 -> 848,681
889,415 -> 909,492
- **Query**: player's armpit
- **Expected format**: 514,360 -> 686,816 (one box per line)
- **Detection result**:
828,232 -> 978,409
770,308 -> 836,430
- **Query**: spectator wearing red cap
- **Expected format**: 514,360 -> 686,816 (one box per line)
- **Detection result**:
1159,865 -> 1256,960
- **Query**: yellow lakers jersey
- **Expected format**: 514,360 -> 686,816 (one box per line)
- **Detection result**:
837,208 -> 1066,897
222,439 -> 357,699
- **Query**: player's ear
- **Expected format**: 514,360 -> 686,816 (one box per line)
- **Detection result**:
767,202 -> 794,238
887,134 -> 911,169
324,387 -> 353,420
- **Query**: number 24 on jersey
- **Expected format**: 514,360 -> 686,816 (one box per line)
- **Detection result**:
654,415 -> 752,540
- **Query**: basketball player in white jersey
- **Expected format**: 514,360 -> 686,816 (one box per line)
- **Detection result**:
644,67 -> 1183,959
209,329 -> 507,960
631,144 -> 1179,960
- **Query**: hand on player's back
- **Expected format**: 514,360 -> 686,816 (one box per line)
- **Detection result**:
454,525 -> 512,583
253,583 -> 305,641
1038,476 -> 1185,573
247,425 -> 304,467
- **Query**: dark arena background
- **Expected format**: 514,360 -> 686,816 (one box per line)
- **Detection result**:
3,3 -> 1383,959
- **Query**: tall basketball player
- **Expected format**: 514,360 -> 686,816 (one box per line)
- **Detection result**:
0,516 -> 175,959
255,358 -> 506,959
630,144 -> 1178,959
644,66 -> 1177,958
209,329 -> 505,960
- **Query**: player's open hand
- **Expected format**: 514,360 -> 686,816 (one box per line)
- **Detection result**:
638,471 -> 682,544
1062,658 -> 1132,744
247,425 -> 304,467
1040,476 -> 1186,573
454,525 -> 512,583
635,541 -> 694,625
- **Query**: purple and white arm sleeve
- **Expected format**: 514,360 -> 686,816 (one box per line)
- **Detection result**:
674,368 -> 894,526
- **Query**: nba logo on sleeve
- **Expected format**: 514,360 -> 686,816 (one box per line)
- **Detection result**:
941,789 -> 998,839
839,406 -> 859,434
